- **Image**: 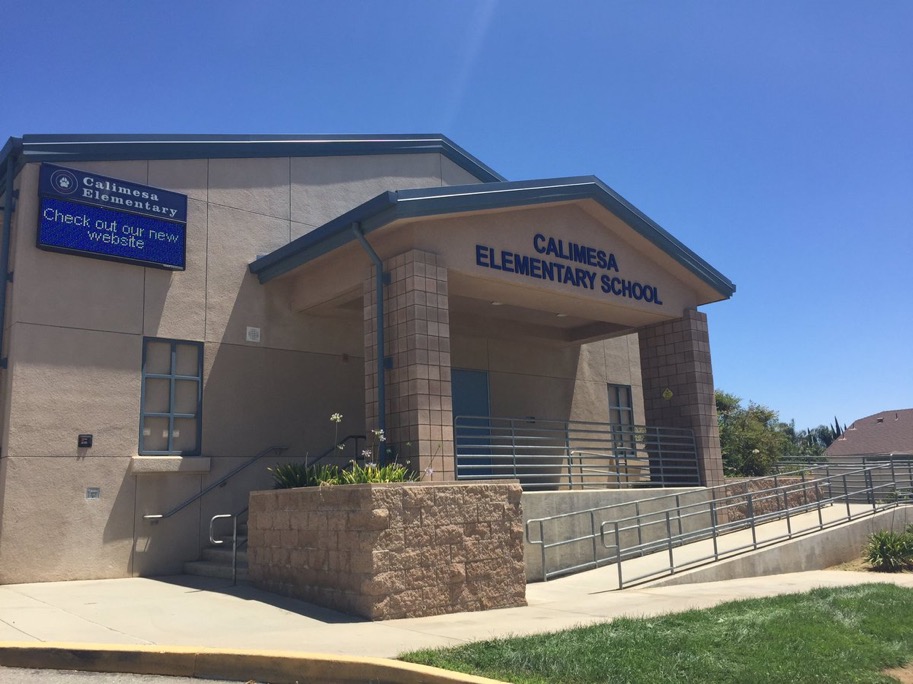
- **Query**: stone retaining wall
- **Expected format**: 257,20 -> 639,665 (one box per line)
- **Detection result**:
247,482 -> 526,620
723,476 -> 824,522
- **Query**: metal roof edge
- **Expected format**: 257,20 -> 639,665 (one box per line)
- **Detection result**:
249,192 -> 400,283
251,177 -> 735,297
586,178 -> 736,297
10,133 -> 505,184
0,137 -> 23,191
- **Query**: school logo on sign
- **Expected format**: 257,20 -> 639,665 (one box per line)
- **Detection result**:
49,168 -> 78,195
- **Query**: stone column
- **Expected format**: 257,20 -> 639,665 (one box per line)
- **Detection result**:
364,250 -> 454,480
637,308 -> 723,487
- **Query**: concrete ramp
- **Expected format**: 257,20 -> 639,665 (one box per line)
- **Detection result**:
645,505 -> 913,588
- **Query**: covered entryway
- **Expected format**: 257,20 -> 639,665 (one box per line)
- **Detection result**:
250,177 -> 735,487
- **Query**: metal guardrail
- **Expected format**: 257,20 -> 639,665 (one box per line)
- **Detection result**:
210,513 -> 240,585
455,416 -> 700,490
203,434 -> 367,585
308,434 -> 366,467
143,445 -> 288,522
776,456 -> 913,504
526,462 -> 913,585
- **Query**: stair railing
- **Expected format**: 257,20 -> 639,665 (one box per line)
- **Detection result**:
209,513 -> 239,585
307,434 -> 367,468
204,434 -> 367,585
143,445 -> 289,523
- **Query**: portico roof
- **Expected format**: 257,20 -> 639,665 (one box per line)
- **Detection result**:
249,176 -> 735,299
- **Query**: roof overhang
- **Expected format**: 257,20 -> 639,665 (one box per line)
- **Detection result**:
250,177 -> 735,344
0,133 -> 505,192
251,176 -> 735,298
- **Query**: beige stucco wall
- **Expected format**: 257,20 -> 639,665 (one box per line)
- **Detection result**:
0,152 -> 485,583
451,333 -> 644,426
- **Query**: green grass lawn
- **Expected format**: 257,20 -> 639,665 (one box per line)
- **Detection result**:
400,584 -> 913,683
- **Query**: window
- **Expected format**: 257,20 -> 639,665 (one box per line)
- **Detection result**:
140,338 -> 203,455
608,384 -> 635,455
607,384 -> 634,427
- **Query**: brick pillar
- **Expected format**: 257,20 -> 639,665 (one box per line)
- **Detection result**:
637,308 -> 723,487
364,250 -> 454,480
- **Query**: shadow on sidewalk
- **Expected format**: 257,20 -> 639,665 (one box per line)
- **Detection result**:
153,574 -> 365,625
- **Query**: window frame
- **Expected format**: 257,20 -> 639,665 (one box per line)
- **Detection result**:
607,384 -> 635,427
607,383 -> 635,456
139,337 -> 203,456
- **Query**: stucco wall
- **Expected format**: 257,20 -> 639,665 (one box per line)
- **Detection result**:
0,152 -> 482,582
451,333 -> 644,426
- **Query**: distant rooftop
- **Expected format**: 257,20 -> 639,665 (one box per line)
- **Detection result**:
825,409 -> 913,457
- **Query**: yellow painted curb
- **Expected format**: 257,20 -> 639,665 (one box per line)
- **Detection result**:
0,642 -> 507,683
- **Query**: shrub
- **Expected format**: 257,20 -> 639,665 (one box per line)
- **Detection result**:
864,530 -> 913,572
270,460 -> 417,489
337,461 -> 417,485
270,414 -> 419,489
269,463 -> 340,489
883,488 -> 913,504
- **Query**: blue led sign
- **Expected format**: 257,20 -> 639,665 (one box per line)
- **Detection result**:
37,164 -> 187,270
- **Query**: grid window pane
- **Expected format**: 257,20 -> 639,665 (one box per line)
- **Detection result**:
175,344 -> 199,376
145,342 -> 171,374
172,418 -> 198,452
174,379 -> 199,414
141,339 -> 203,455
142,416 -> 170,452
144,378 -> 171,414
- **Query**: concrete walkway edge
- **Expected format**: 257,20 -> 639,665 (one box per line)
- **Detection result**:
0,642 -> 507,684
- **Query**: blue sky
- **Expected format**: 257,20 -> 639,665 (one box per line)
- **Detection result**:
3,1 -> 910,431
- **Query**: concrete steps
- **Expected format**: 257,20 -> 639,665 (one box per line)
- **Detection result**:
183,558 -> 249,582
183,523 -> 249,582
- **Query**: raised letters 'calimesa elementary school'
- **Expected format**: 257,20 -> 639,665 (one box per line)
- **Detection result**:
0,134 -> 734,583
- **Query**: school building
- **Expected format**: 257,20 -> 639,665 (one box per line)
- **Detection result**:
0,134 -> 734,583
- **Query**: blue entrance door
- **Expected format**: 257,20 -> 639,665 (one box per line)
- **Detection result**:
452,369 -> 492,478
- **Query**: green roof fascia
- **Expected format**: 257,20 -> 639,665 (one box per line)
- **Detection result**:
0,133 -> 505,183
0,137 -> 23,195
249,176 -> 736,298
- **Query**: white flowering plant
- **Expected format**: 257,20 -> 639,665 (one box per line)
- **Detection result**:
269,415 -> 417,488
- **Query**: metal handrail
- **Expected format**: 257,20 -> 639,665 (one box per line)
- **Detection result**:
599,464 -> 906,588
526,462 -> 913,583
143,445 -> 288,522
307,434 -> 366,467
455,415 -> 700,490
209,513 -> 239,585
200,434 -> 367,586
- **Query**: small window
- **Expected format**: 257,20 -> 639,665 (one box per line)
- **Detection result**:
608,384 -> 635,454
608,384 -> 634,427
140,338 -> 202,455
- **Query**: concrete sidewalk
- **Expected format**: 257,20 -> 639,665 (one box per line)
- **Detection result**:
3,569 -> 913,660
3,508 -> 913,682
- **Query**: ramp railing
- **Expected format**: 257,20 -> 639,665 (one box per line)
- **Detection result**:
455,415 -> 700,490
525,462 -> 913,585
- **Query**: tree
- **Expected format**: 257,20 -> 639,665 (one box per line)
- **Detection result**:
795,424 -> 839,455
716,390 -> 843,475
715,390 -> 792,476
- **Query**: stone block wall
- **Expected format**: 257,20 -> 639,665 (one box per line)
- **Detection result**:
722,476 -> 825,522
247,482 -> 526,620
638,308 -> 723,487
364,249 -> 454,479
